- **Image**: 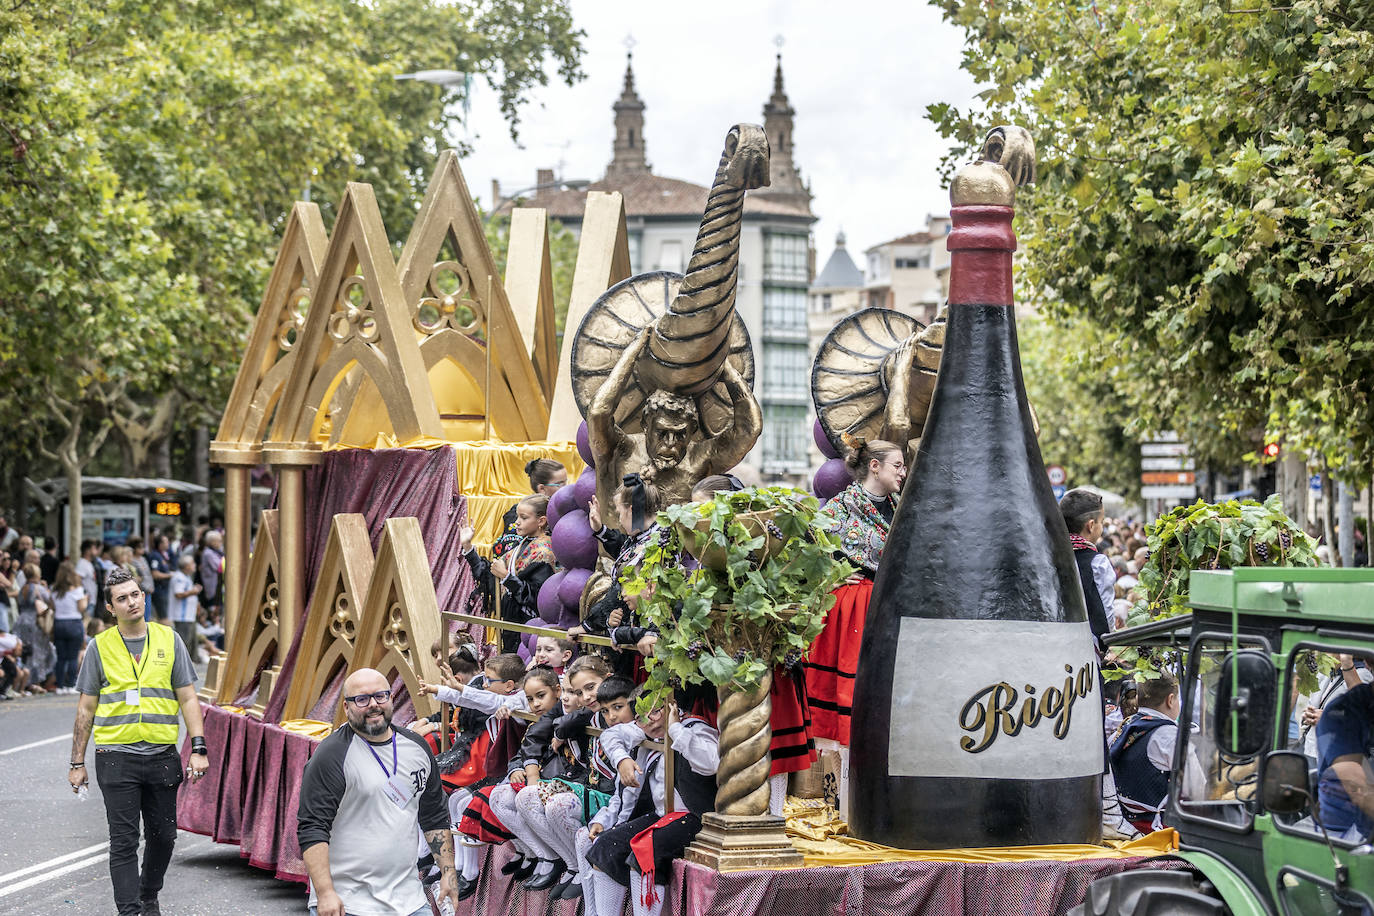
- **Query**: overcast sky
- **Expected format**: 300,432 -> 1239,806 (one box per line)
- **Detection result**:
453,0 -> 985,260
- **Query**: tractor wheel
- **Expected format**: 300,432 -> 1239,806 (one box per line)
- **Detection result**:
1066,869 -> 1228,915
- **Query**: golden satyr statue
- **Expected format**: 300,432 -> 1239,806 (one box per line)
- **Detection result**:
574,125 -> 767,517
812,307 -> 947,462
812,124 -> 1038,461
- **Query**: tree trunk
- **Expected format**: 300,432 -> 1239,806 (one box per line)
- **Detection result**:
155,433 -> 172,479
1278,452 -> 1308,530
65,458 -> 83,561
1367,479 -> 1373,567
192,424 -> 210,524
112,390 -> 181,477
1338,479 -> 1355,568
40,393 -> 114,559
1322,465 -> 1338,566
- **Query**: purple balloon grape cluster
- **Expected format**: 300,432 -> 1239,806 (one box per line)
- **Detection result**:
536,424 -> 603,631
812,419 -> 849,500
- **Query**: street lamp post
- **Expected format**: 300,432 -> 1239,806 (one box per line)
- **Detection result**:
393,69 -> 468,89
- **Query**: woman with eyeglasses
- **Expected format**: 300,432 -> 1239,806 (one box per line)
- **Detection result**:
498,459 -> 567,545
805,437 -> 906,749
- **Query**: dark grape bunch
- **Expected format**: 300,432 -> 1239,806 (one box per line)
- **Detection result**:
783,649 -> 802,668
1306,652 -> 1320,674
733,648 -> 748,662
1279,531 -> 1293,550
1255,541 -> 1271,561
685,640 -> 705,660
766,521 -> 785,540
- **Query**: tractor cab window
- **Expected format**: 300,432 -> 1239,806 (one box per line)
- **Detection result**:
1174,637 -> 1268,829
1276,646 -> 1374,847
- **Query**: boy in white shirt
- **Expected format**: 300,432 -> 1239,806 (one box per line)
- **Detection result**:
419,652 -> 530,896
585,687 -> 720,916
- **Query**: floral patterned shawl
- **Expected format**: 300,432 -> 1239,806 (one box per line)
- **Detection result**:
510,535 -> 556,574
821,481 -> 896,573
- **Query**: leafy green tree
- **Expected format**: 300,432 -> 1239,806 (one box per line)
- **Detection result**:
483,211 -> 582,345
1018,314 -> 1142,499
931,0 -> 1374,489
0,0 -> 583,553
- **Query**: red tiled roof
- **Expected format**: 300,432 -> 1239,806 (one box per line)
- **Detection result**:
509,172 -> 813,222
866,230 -> 937,251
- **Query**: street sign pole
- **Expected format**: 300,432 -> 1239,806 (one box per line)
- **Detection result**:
1141,432 -> 1195,521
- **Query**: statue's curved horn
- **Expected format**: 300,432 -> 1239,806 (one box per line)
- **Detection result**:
638,124 -> 770,396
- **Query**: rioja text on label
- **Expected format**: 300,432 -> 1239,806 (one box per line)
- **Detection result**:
888,618 -> 1104,779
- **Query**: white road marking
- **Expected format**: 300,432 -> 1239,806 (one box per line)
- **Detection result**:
0,842 -> 109,885
0,849 -> 109,898
0,733 -> 67,756
0,837 -> 211,898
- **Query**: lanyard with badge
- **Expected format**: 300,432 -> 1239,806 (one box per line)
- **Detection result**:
119,633 -> 151,708
366,735 -> 415,809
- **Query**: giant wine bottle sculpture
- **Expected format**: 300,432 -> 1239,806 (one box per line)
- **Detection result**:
848,127 -> 1103,848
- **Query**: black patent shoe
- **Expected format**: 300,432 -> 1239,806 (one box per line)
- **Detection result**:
501,855 -> 529,876
524,860 -> 566,891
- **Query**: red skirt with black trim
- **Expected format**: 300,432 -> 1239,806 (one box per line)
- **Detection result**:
769,665 -> 817,776
456,784 -> 514,844
804,578 -> 872,745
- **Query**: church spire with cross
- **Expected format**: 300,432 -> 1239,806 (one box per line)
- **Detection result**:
756,36 -> 810,204
606,35 -> 650,182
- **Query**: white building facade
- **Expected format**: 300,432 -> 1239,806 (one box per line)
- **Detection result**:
515,53 -> 816,484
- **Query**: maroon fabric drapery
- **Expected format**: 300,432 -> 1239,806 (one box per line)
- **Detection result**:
452,844 -> 1184,916
261,446 -> 474,723
178,704 -> 317,883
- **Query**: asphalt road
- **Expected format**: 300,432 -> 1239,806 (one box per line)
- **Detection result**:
0,691 -> 306,916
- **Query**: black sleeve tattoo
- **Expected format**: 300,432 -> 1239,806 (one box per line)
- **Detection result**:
423,828 -> 456,878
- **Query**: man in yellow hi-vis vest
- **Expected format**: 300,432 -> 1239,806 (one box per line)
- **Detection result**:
68,567 -> 209,916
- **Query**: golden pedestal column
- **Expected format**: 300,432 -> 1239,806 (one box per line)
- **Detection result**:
259,441 -> 322,716
208,443 -> 261,651
205,442 -> 260,701
686,671 -> 803,870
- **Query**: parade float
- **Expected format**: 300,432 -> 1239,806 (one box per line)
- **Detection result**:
178,120 -> 1182,915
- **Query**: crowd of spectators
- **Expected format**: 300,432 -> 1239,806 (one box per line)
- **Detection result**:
1094,515 -> 1152,631
0,513 -> 227,700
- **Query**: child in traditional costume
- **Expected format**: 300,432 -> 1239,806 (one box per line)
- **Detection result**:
586,688 -> 720,916
579,475 -> 663,680
462,494 -> 557,652
418,652 -> 529,893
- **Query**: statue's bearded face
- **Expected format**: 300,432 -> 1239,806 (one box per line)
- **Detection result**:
642,391 -> 699,468
646,414 -> 691,468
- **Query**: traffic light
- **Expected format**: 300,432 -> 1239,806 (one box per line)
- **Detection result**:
1256,441 -> 1280,499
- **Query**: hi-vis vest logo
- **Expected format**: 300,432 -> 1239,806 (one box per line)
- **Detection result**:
888,618 -> 1104,779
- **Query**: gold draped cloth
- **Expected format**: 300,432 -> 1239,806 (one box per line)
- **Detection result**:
783,799 -> 1178,867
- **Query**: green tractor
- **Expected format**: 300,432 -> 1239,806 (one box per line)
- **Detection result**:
1071,568 -> 1374,915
